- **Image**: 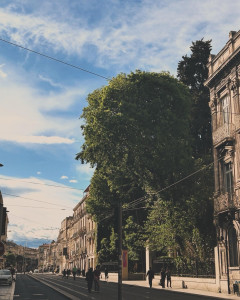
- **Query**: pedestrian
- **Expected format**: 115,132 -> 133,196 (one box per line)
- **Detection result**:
10,266 -> 15,281
66,269 -> 70,279
166,268 -> 172,288
94,265 -> 101,292
86,268 -> 94,293
104,267 -> 109,281
72,266 -> 77,280
62,269 -> 66,279
82,269 -> 85,277
77,268 -> 81,276
160,268 -> 166,288
146,267 -> 154,288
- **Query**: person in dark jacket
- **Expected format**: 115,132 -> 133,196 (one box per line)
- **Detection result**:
62,269 -> 66,279
146,267 -> 154,288
166,268 -> 172,287
86,268 -> 94,293
94,265 -> 101,292
104,267 -> 109,280
160,268 -> 166,288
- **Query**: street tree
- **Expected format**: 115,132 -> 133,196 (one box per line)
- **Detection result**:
77,70 -> 193,193
177,39 -> 212,159
76,71 -> 193,269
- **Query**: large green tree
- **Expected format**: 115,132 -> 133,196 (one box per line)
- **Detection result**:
177,39 -> 212,159
77,70 -> 194,268
77,70 -> 193,193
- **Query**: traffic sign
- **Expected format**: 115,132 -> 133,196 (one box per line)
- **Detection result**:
0,241 -> 5,256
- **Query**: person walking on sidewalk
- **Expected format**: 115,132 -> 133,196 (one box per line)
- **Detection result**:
72,266 -> 77,280
104,267 -> 108,281
62,269 -> 67,279
166,268 -> 172,288
94,265 -> 101,292
146,267 -> 154,288
86,268 -> 94,293
160,268 -> 166,288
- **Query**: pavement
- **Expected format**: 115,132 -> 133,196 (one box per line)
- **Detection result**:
0,280 -> 15,300
2,273 -> 240,300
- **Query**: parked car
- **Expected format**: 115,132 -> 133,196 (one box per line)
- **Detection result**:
34,269 -> 39,273
0,269 -> 13,285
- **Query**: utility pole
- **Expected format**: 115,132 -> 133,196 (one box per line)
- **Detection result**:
118,199 -> 122,300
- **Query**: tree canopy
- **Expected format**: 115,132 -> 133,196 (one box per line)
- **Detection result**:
177,39 -> 212,159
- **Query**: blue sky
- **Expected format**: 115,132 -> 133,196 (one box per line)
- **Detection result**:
0,0 -> 239,248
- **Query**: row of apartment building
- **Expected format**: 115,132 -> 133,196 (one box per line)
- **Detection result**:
0,191 -> 9,268
38,186 -> 96,274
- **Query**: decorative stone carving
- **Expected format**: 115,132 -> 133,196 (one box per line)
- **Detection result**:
214,193 -> 230,213
212,123 -> 235,145
231,77 -> 239,96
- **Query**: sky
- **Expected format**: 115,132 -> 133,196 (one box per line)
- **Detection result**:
0,0 -> 239,248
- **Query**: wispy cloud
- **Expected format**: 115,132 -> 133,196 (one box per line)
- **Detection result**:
60,175 -> 68,180
1,175 -> 81,244
0,62 -> 85,145
76,163 -> 95,180
69,179 -> 77,183
39,74 -> 63,88
0,1 -> 239,73
0,64 -> 7,78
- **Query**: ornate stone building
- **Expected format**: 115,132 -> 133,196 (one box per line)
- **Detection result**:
205,30 -> 240,294
38,186 -> 96,274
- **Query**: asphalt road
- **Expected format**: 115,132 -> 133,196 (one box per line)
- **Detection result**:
13,273 -> 225,300
14,274 -> 69,300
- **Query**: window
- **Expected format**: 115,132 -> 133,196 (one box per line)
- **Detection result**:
221,95 -> 230,125
228,226 -> 238,267
224,162 -> 233,196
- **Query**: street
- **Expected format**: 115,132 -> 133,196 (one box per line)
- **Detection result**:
14,273 -> 224,300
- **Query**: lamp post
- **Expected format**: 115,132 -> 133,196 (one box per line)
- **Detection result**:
118,199 -> 122,300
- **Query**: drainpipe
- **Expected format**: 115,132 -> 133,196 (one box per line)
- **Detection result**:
225,237 -> 231,294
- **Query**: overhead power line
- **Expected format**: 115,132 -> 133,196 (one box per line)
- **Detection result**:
0,37 -> 111,81
0,177 -> 84,192
126,160 -> 214,209
2,192 -> 73,209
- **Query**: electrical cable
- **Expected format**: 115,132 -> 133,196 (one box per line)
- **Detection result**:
2,192 -> 73,209
0,38 -> 111,81
0,177 -> 84,192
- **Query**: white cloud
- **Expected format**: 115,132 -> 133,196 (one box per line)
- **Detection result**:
0,64 -> 7,78
69,179 -> 77,183
60,175 -> 68,179
0,63 -> 85,145
39,74 -> 63,88
76,163 -> 95,180
37,171 -> 41,175
0,175 -> 82,243
0,1 -> 239,73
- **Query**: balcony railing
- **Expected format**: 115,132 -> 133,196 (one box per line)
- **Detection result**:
214,192 -> 233,213
212,123 -> 235,145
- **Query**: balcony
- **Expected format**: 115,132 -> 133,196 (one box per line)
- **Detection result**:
214,192 -> 233,213
212,123 -> 235,146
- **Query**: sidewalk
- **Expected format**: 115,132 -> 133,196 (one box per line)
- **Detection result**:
0,281 -> 15,300
5,272 -> 240,300
106,273 -> 240,300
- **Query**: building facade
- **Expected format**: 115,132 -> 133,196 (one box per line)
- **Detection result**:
38,186 -> 96,274
0,191 -> 8,268
205,30 -> 240,294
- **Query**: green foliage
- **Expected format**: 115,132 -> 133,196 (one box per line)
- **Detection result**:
177,39 -> 212,158
77,70 -> 193,193
5,252 -> 16,267
76,67 -> 215,273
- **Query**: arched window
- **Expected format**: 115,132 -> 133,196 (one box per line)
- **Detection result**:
228,226 -> 238,267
